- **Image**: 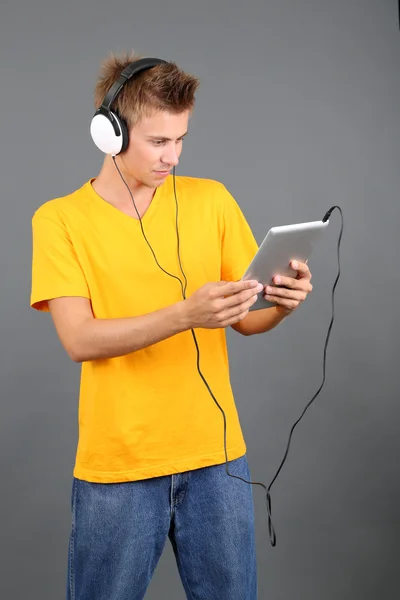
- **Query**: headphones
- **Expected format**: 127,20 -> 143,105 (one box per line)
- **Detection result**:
90,57 -> 168,156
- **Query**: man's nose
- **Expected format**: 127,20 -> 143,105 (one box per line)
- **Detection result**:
162,145 -> 180,166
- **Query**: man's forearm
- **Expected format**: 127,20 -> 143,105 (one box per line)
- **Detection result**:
233,306 -> 289,336
74,302 -> 190,362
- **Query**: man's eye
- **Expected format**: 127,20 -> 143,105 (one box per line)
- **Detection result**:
152,138 -> 184,146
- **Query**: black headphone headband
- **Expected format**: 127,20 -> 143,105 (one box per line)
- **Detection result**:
101,57 -> 168,112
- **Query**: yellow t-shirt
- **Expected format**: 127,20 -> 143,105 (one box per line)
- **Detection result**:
30,175 -> 258,483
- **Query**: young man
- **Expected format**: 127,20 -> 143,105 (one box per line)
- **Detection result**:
30,52 -> 312,600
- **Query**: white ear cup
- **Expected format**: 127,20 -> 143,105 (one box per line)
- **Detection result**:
90,112 -> 124,155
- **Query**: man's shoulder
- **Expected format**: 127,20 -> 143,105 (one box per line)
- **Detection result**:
174,174 -> 227,193
172,175 -> 232,211
32,180 -> 90,222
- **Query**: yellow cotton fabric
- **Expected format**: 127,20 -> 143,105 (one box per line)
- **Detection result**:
30,175 -> 258,482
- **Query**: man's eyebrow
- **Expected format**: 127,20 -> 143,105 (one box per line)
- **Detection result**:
147,132 -> 188,141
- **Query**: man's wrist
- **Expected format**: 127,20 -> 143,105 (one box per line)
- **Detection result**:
172,300 -> 193,332
275,305 -> 292,318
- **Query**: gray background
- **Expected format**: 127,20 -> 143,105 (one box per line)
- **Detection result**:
1,0 -> 399,598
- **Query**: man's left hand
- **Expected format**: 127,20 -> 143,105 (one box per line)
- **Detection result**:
263,261 -> 313,315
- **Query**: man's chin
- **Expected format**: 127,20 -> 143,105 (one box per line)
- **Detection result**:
152,172 -> 170,185
139,175 -> 166,189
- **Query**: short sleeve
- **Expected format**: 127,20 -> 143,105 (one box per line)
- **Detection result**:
218,184 -> 259,282
30,212 -> 90,312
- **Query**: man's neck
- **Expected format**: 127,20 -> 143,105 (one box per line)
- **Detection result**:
92,156 -> 156,211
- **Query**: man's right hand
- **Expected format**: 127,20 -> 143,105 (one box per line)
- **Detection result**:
183,280 -> 264,329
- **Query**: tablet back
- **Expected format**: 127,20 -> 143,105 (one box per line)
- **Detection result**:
242,220 -> 329,311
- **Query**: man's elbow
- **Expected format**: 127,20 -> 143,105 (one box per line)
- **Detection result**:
63,341 -> 84,363
60,329 -> 90,362
69,349 -> 84,363
230,321 -> 252,336
68,337 -> 96,362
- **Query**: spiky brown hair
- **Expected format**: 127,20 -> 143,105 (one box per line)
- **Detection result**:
94,51 -> 200,128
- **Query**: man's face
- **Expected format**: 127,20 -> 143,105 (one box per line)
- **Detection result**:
121,109 -> 190,188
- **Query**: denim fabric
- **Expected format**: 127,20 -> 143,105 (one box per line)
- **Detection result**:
67,454 -> 257,599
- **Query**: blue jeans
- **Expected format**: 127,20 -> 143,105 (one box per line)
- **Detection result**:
67,454 -> 258,599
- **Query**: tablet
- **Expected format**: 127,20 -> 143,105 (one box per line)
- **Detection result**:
241,219 -> 329,311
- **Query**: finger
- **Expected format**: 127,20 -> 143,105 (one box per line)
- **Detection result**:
223,286 -> 262,309
271,276 -> 313,292
265,287 -> 307,301
217,279 -> 261,298
221,309 -> 250,328
220,292 -> 259,321
290,260 -> 311,279
265,295 -> 300,310
271,275 -> 297,289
